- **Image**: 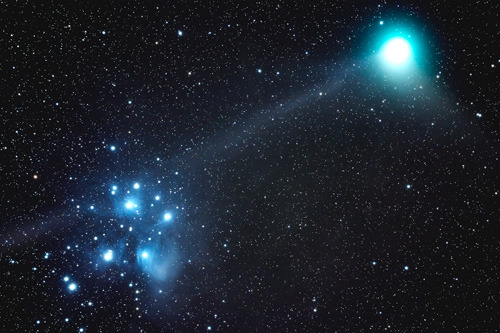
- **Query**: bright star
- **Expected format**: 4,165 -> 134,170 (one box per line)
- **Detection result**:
125,201 -> 134,209
404,266 -> 409,271
382,37 -> 411,66
141,251 -> 149,259
164,212 -> 173,221
155,195 -> 160,201
178,30 -> 183,36
104,250 -> 113,261
68,283 -> 77,291
110,146 -> 116,151
63,276 -> 69,282
133,183 -> 140,189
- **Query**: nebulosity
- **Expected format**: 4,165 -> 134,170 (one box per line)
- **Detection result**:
68,172 -> 188,294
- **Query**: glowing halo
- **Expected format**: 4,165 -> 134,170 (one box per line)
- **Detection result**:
382,37 -> 411,66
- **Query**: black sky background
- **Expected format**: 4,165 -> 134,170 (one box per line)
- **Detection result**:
1,1 -> 499,332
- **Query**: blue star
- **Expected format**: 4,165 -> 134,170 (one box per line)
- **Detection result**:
103,250 -> 113,262
163,212 -> 173,221
125,201 -> 136,210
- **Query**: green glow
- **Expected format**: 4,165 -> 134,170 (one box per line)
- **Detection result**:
382,37 -> 412,66
375,33 -> 419,78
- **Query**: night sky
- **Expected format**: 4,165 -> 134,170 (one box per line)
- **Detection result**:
1,1 -> 499,332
